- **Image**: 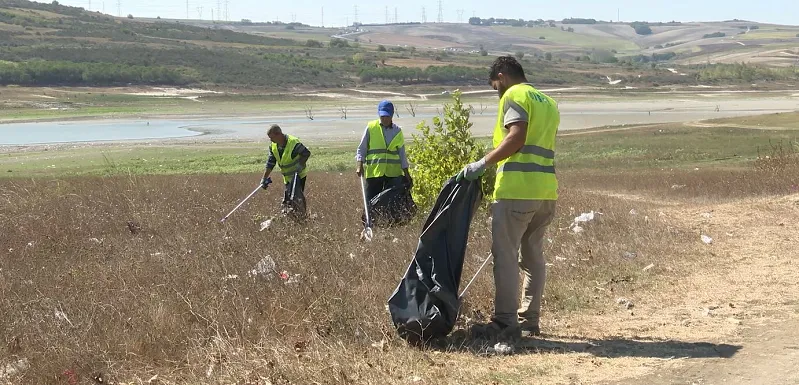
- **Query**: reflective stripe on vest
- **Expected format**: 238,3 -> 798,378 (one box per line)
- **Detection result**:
493,83 -> 560,201
364,120 -> 404,178
271,134 -> 308,184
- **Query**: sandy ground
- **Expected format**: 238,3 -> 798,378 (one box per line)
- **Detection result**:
605,193 -> 799,385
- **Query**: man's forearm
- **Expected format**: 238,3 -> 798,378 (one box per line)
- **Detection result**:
484,124 -> 526,165
263,167 -> 273,178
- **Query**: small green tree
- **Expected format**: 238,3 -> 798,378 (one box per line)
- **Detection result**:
408,91 -> 495,208
377,44 -> 387,52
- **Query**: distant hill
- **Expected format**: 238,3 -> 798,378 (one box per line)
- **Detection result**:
0,0 -> 797,89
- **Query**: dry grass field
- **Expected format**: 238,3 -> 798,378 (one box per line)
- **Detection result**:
1,115 -> 799,384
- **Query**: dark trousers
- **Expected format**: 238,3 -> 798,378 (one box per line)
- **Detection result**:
365,176 -> 404,202
283,176 -> 307,203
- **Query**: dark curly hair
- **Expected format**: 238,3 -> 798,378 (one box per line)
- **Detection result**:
489,55 -> 527,81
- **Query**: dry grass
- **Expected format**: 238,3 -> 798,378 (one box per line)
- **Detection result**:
0,168 -> 704,384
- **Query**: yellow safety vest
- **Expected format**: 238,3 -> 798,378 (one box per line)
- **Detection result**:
364,120 -> 404,178
493,83 -> 559,201
271,134 -> 308,184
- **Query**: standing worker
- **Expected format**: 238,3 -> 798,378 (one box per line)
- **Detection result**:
458,56 -> 560,340
262,124 -> 311,215
355,100 -> 412,201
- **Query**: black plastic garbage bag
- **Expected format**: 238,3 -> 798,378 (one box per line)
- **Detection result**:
369,183 -> 417,227
387,177 -> 483,345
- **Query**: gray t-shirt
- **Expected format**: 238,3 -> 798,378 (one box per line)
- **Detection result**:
503,99 -> 529,128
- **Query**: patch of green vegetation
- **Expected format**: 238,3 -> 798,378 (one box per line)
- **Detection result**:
492,25 -> 640,52
1,144 -> 355,177
557,124 -> 799,169
705,112 -> 799,129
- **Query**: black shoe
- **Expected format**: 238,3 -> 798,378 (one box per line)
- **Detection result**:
470,320 -> 521,340
520,320 -> 541,337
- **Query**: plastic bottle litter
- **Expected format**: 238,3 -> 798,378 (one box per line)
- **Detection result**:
249,256 -> 277,279
701,235 -> 713,244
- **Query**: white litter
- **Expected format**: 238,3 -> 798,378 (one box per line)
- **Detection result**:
643,263 -> 655,271
671,184 -> 686,190
249,256 -> 277,278
224,274 -> 239,280
259,219 -> 272,232
629,209 -> 638,216
700,212 -> 713,219
54,307 -> 74,327
555,256 -> 567,261
701,235 -> 713,244
492,342 -> 515,355
572,225 -> 584,234
0,358 -> 30,381
89,238 -> 103,244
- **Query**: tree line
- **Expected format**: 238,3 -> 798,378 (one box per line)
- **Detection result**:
0,60 -> 190,86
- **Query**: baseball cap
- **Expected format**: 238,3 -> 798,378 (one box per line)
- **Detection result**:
378,100 -> 394,117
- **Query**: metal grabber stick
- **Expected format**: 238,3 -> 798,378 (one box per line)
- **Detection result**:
360,176 -> 374,241
220,177 -> 271,222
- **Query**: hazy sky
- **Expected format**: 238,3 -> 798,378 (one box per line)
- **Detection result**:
42,0 -> 797,27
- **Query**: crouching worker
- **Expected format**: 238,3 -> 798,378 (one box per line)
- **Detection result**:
355,100 -> 415,226
262,124 -> 310,219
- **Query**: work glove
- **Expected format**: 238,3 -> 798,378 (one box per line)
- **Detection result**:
456,158 -> 487,182
261,177 -> 271,190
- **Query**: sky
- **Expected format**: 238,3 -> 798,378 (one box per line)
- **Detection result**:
40,0 -> 798,27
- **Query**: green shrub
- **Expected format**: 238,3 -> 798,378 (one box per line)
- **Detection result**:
408,90 -> 494,208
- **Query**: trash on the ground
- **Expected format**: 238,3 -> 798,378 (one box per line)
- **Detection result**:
89,238 -> 103,244
727,318 -> 742,325
555,256 -> 567,261
616,298 -> 634,309
392,237 -> 400,243
643,263 -> 655,272
547,238 -> 553,244
629,209 -> 638,216
622,251 -> 638,259
150,252 -> 163,257
571,225 -> 585,234
348,253 -> 355,260
0,358 -> 30,381
223,274 -> 239,280
26,242 -> 34,248
492,342 -> 515,355
54,308 -> 74,327
285,273 -> 301,284
371,339 -> 387,350
574,211 -> 597,224
701,235 -> 713,244
409,376 -> 423,383
671,184 -> 686,190
700,212 -> 713,219
279,271 -> 289,280
702,307 -> 713,317
249,256 -> 277,279
259,219 -> 272,232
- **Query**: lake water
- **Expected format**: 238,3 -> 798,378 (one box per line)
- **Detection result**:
2,97 -> 797,146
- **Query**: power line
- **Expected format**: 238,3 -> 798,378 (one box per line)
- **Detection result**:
456,9 -> 463,23
353,5 -> 358,24
385,6 -> 389,24
196,6 -> 203,19
394,7 -> 398,24
186,0 -> 188,19
216,0 -> 221,23
421,7 -> 426,23
437,0 -> 443,23
116,0 -> 120,17
88,0 -> 91,12
321,7 -> 324,27
225,0 -> 229,21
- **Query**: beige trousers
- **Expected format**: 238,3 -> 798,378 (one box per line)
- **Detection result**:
490,199 -> 557,326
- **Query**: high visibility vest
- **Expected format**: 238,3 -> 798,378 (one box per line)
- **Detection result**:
493,83 -> 559,201
364,120 -> 404,178
271,134 -> 308,184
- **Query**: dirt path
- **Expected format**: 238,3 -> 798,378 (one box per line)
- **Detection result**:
606,193 -> 799,384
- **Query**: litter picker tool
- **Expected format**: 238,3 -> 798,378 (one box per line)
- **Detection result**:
220,177 -> 271,222
459,253 -> 493,300
360,176 -> 374,241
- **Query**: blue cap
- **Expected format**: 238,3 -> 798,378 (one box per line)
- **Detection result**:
378,100 -> 394,117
